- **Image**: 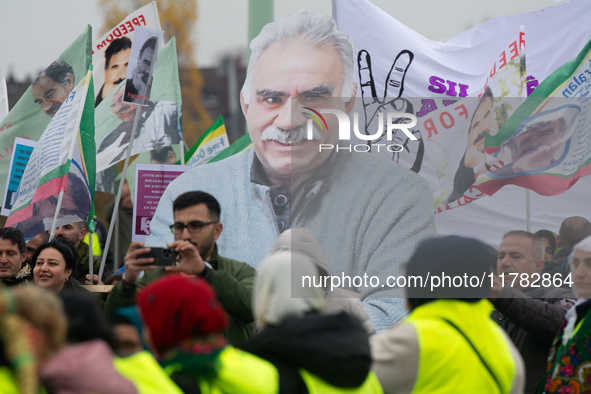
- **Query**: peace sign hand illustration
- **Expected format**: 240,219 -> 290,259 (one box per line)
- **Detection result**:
358,49 -> 424,171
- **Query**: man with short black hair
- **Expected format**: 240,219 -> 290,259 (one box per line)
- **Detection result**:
0,227 -> 31,286
105,191 -> 256,344
490,230 -> 574,394
543,216 -> 591,278
96,37 -> 132,107
25,231 -> 49,263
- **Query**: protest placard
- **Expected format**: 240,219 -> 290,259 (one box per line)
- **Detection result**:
1,138 -> 37,216
132,163 -> 189,242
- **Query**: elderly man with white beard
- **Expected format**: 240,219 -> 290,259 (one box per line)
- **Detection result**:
145,10 -> 436,331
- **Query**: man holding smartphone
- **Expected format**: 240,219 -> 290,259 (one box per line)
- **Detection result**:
104,191 -> 256,344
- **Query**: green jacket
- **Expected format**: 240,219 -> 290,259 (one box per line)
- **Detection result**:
104,245 -> 255,344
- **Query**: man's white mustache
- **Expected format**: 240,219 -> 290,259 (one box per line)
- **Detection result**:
261,125 -> 321,145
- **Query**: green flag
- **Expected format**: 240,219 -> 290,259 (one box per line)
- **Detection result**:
6,67 -> 96,239
0,26 -> 92,212
208,133 -> 252,164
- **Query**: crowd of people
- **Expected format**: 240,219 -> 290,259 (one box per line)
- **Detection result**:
1,187 -> 591,393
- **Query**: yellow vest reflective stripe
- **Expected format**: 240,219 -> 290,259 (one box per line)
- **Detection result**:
406,299 -> 516,394
0,367 -> 19,394
114,351 -> 183,394
83,231 -> 102,257
299,369 -> 383,394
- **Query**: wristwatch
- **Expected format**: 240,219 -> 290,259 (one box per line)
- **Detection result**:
200,261 -> 213,278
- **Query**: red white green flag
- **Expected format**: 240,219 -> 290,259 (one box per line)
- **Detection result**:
475,38 -> 591,198
6,68 -> 96,240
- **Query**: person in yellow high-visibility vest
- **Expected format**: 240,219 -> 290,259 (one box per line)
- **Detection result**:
371,236 -> 525,394
136,275 -> 279,394
243,251 -> 383,394
83,229 -> 102,257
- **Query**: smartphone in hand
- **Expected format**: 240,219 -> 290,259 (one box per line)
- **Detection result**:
138,247 -> 175,267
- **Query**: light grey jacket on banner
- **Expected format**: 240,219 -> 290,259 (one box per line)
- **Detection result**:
146,147 -> 436,332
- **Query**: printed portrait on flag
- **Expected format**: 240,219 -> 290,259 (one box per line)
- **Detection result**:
12,168 -> 91,239
493,114 -> 571,177
93,2 -> 162,107
6,68 -> 95,241
95,37 -> 131,107
31,60 -> 75,119
477,101 -> 583,195
95,83 -> 179,171
95,37 -> 182,196
123,27 -> 163,105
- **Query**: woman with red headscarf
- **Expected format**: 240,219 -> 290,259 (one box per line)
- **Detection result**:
136,275 -> 278,393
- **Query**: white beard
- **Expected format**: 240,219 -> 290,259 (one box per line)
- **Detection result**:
261,124 -> 321,145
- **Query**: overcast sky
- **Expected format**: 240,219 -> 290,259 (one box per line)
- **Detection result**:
0,0 -> 562,80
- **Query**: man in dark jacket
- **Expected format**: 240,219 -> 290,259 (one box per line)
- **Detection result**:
0,228 -> 31,287
104,191 -> 255,344
542,216 -> 591,278
490,230 -> 575,394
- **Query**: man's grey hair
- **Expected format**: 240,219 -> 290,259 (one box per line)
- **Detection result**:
241,10 -> 356,104
503,230 -> 545,261
569,235 -> 591,297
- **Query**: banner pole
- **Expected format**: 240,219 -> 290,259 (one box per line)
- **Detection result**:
48,190 -> 66,242
100,105 -> 142,281
525,189 -> 531,232
114,213 -> 120,270
180,141 -> 185,166
89,226 -> 94,284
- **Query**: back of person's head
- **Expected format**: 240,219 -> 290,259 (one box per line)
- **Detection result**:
109,306 -> 144,357
270,228 -> 330,277
405,236 -> 495,310
0,227 -> 26,256
12,286 -> 67,358
254,251 -> 325,329
173,191 -> 221,221
535,229 -> 556,251
0,286 -> 40,394
137,275 -> 228,356
60,293 -> 117,352
30,239 -> 77,272
559,216 -> 591,249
